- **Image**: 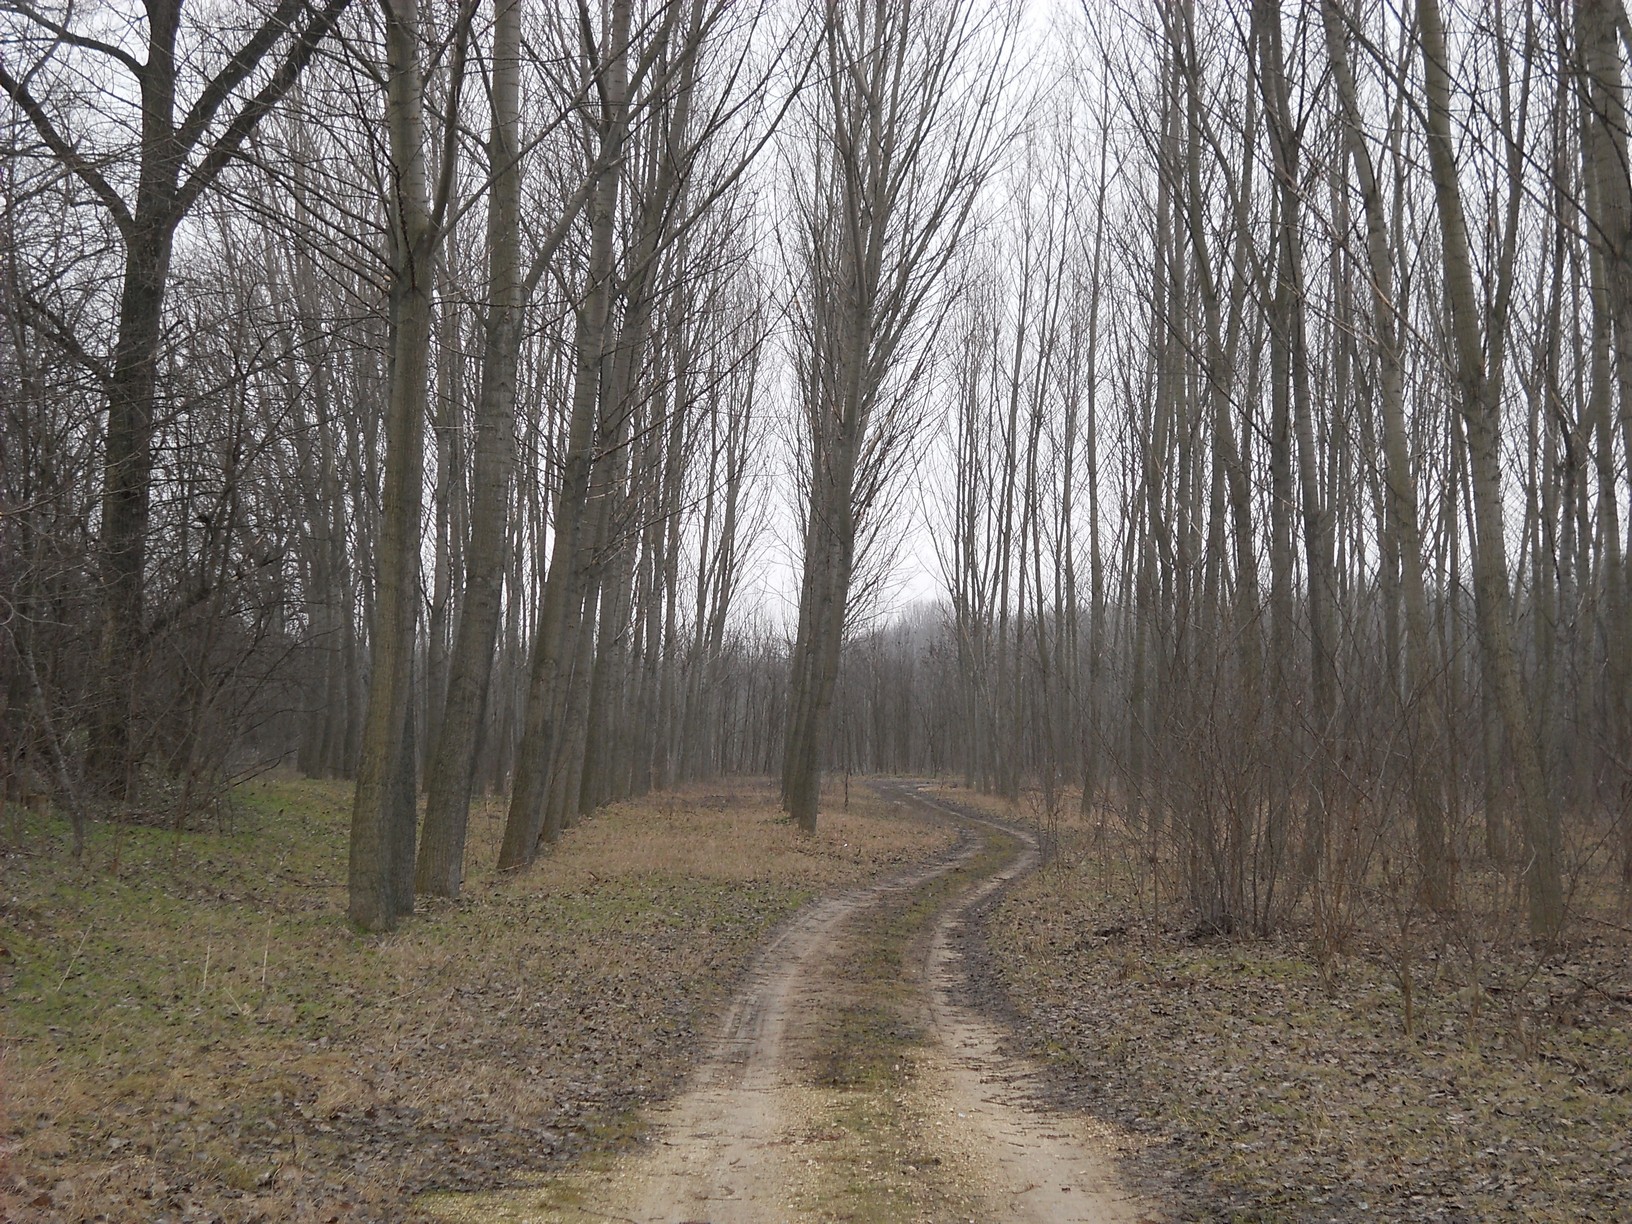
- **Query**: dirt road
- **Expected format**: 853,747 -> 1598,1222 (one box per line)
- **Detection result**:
431,783 -> 1153,1223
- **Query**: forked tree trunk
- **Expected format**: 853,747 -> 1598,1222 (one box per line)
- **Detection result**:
0,0 -> 356,799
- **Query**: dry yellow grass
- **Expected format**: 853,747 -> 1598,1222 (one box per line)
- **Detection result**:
494,780 -> 944,886
917,781 -> 1023,823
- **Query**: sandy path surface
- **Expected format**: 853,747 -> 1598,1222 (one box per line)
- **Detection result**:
898,784 -> 1150,1224
448,785 -> 1154,1223
577,849 -> 967,1223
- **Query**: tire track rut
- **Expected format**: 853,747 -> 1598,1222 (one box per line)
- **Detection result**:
446,783 -> 1152,1223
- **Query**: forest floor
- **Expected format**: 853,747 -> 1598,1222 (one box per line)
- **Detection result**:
8,776 -> 1629,1223
948,785 -> 1632,1223
419,779 -> 1151,1223
0,776 -> 960,1222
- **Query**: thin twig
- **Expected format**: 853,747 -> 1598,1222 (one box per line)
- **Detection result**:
54,926 -> 91,993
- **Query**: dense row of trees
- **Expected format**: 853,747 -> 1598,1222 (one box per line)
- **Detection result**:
827,0 -> 1632,940
2,0 -> 789,927
3,0 -> 1628,938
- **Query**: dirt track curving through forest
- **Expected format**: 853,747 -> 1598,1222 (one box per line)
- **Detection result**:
446,782 -> 1153,1223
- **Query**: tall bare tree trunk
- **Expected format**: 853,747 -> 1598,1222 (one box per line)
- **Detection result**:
350,0 -> 438,931
0,0 -> 354,798
1322,0 -> 1451,904
418,0 -> 522,897
1418,0 -> 1562,936
783,0 -> 1009,832
499,0 -> 632,870
1256,0 -> 1335,883
1577,0 -> 1632,881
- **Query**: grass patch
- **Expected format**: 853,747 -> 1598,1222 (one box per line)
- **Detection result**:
810,830 -> 1014,1089
787,808 -> 1021,1223
1,775 -> 954,1222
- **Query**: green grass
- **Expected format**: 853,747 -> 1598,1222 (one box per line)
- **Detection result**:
1,776 -> 954,1222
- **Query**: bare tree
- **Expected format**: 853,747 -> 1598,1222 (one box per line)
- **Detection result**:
415,0 -> 524,899
1574,0 -> 1632,881
1,0 -> 354,799
781,0 -> 1012,832
1416,0 -> 1561,936
348,0 -> 473,932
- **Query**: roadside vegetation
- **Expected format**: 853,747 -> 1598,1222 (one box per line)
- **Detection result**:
944,785 -> 1632,1224
0,778 -> 953,1222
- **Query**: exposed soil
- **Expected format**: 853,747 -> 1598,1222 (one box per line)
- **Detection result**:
426,782 -> 1155,1223
909,785 -> 1150,1224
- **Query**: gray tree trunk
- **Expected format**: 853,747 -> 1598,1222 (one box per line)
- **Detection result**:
350,0 -> 438,931
1418,0 -> 1562,936
417,0 -> 523,898
499,0 -> 632,870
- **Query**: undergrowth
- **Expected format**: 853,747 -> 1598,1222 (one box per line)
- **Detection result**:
951,783 -> 1632,1223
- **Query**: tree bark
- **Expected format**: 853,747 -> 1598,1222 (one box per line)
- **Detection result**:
417,0 -> 523,898
349,0 -> 438,931
1418,0 -> 1562,936
499,0 -> 632,870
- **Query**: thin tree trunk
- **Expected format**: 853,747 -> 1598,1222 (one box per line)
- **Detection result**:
350,0 -> 437,931
499,0 -> 632,870
1323,0 -> 1452,904
418,0 -> 522,897
1578,0 -> 1632,880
